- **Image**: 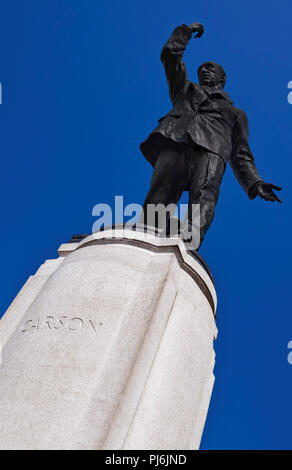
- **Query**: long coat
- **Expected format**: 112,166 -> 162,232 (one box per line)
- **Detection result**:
140,24 -> 262,198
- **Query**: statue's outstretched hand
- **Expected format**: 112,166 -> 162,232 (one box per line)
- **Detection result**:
256,182 -> 282,203
188,22 -> 204,38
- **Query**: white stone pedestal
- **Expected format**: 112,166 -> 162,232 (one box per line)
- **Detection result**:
0,228 -> 217,450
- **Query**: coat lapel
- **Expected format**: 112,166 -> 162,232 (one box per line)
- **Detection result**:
192,83 -> 208,108
193,84 -> 234,107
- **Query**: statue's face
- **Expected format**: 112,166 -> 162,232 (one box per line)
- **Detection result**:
198,62 -> 224,88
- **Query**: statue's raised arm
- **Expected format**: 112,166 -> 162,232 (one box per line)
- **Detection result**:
160,22 -> 204,103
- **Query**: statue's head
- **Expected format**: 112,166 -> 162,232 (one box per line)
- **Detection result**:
197,62 -> 226,89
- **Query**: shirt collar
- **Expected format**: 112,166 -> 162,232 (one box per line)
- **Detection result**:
200,85 -> 234,104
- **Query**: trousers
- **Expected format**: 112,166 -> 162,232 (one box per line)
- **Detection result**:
141,142 -> 225,246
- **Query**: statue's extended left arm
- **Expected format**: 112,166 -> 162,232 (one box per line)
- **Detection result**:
230,110 -> 282,202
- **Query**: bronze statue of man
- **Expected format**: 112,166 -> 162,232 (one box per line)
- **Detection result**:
140,22 -> 281,247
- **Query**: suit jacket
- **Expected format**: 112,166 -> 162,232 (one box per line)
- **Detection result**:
140,24 -> 262,198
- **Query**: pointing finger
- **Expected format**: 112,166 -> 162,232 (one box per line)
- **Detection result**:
271,191 -> 282,203
271,185 -> 282,191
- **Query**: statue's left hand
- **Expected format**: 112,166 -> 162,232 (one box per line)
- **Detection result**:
256,182 -> 282,203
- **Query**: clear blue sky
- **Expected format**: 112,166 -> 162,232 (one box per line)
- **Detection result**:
0,0 -> 292,450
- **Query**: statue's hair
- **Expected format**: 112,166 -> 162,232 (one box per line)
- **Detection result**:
197,62 -> 226,88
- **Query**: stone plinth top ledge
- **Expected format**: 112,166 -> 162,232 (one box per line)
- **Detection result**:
58,226 -> 217,316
